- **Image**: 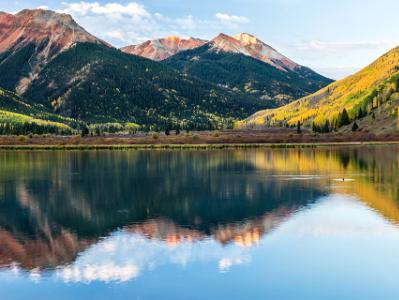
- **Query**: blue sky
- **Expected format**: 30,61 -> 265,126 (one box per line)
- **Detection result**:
4,0 -> 399,79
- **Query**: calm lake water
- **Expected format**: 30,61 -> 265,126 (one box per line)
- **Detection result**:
0,146 -> 399,300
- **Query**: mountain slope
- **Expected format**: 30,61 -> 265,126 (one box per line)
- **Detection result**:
0,9 -> 107,93
211,33 -> 298,72
121,36 -> 206,61
0,87 -> 81,134
239,46 -> 399,133
229,33 -> 331,83
23,42 -> 270,129
165,34 -> 332,106
0,10 -> 271,130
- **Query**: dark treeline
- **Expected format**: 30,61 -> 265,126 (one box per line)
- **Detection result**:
0,122 -> 72,135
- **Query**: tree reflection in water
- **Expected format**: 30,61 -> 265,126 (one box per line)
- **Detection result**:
0,145 -> 397,278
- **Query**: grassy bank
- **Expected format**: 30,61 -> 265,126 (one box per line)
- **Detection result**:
0,128 -> 398,150
0,142 -> 398,151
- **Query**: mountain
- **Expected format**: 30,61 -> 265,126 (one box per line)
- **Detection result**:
0,9 -> 108,94
239,46 -> 399,134
226,33 -> 331,82
121,36 -> 207,61
23,42 -> 269,129
0,10 -> 334,132
164,33 -> 332,105
0,87 -> 82,134
211,33 -> 298,72
0,10 -> 272,130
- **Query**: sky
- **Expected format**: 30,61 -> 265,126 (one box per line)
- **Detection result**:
3,0 -> 399,79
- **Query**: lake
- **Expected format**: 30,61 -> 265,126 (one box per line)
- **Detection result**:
0,145 -> 398,300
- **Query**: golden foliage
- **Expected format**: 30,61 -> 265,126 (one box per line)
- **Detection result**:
240,47 -> 399,129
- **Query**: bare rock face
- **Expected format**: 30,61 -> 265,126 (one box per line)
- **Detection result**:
0,9 -> 108,93
211,33 -> 299,72
121,36 -> 207,61
123,32 -> 301,72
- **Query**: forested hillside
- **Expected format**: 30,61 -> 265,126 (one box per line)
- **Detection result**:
0,9 -> 335,133
0,87 -> 80,134
23,43 -> 269,130
165,43 -> 332,106
0,9 -> 107,93
239,46 -> 399,134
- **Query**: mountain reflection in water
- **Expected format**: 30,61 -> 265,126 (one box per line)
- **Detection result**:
0,146 -> 398,296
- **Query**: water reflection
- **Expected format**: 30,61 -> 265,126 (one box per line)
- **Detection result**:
0,150 -> 326,270
0,146 -> 399,299
50,194 -> 399,285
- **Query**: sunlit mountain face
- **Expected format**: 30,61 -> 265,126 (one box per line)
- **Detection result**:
0,9 -> 108,93
0,146 -> 399,299
121,36 -> 207,61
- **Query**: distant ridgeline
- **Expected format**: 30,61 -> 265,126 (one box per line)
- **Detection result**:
239,46 -> 399,134
163,33 -> 332,106
0,9 -> 331,135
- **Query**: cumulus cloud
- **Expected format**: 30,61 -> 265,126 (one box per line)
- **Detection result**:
58,2 -> 250,46
215,13 -> 249,23
53,231 -> 252,283
58,263 -> 140,283
218,257 -> 249,273
59,1 -> 150,18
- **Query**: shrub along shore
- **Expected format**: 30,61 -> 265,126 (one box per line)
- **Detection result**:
0,129 -> 398,150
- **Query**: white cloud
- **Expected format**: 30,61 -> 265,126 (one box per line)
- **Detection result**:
215,13 -> 249,23
175,15 -> 198,30
103,30 -> 128,42
295,40 -> 399,53
37,5 -> 49,10
59,1 -> 150,18
51,231 -> 254,283
59,263 -> 139,283
274,39 -> 399,79
271,195 -> 399,237
59,2 -> 251,46
218,257 -> 248,273
29,268 -> 41,283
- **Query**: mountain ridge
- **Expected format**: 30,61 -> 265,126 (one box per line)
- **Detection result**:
164,38 -> 332,105
121,36 -> 207,61
210,32 -> 299,72
0,9 -> 334,132
122,32 -> 316,75
23,42 -> 269,129
239,46 -> 399,134
0,9 -> 109,93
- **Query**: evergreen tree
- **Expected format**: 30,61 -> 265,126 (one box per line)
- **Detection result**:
352,121 -> 359,132
81,125 -> 89,136
297,121 -> 301,134
357,107 -> 365,119
322,119 -> 330,133
341,108 -> 350,126
336,108 -> 350,128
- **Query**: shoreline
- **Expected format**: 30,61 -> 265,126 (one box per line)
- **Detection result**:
0,141 -> 398,150
0,129 -> 398,150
